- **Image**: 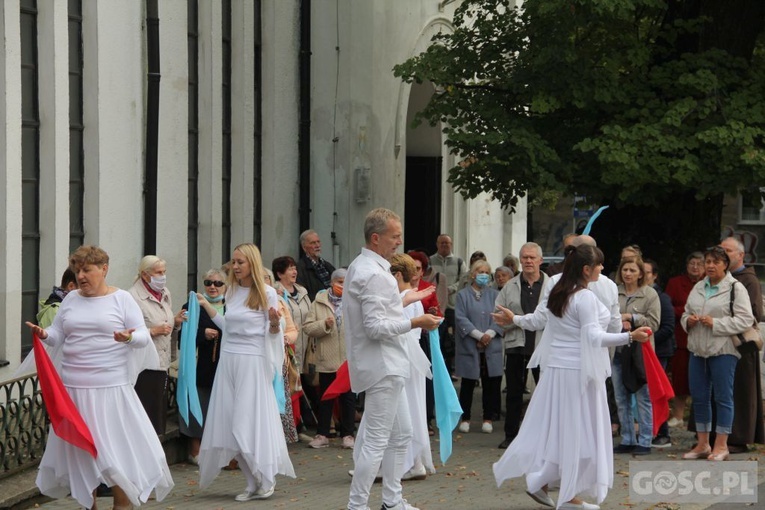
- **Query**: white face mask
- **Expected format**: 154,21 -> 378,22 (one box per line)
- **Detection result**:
149,274 -> 167,292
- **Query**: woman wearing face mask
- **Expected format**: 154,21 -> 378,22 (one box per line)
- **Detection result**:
455,260 -> 504,434
128,255 -> 185,434
301,269 -> 356,449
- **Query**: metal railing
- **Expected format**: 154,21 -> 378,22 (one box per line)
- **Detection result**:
1,374 -> 178,479
0,374 -> 48,478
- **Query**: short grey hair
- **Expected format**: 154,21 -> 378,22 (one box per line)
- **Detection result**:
204,268 -> 226,281
519,242 -> 543,258
722,236 -> 745,253
495,265 -> 512,275
331,268 -> 347,281
300,229 -> 317,246
364,208 -> 401,243
470,259 -> 491,276
571,234 -> 597,247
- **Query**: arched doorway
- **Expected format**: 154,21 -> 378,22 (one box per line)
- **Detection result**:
404,80 -> 442,255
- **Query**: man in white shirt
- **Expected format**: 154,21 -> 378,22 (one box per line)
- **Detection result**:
345,208 -> 441,510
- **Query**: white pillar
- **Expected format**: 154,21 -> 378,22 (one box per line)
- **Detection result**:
156,0 -> 189,302
261,0 -> 300,263
81,0 -> 146,288
37,0 -> 70,291
197,0 -> 224,273
229,0 -> 256,248
0,0 -> 23,375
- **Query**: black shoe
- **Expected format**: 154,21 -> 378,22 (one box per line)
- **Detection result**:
651,436 -> 672,448
613,444 -> 635,454
498,438 -> 512,449
633,445 -> 652,455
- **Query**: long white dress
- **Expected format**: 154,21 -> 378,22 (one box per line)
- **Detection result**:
400,290 -> 435,475
493,289 -> 630,508
198,285 -> 295,491
37,289 -> 173,509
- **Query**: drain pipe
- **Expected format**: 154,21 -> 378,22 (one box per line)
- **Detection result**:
298,0 -> 311,247
144,0 -> 161,254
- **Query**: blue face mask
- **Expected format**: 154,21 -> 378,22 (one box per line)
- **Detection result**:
475,274 -> 491,287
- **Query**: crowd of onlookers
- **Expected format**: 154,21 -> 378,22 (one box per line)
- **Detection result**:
28,228 -> 764,509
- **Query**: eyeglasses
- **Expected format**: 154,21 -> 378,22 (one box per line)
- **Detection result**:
705,246 -> 727,255
204,280 -> 225,287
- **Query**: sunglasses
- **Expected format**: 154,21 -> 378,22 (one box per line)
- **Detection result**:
204,280 -> 225,287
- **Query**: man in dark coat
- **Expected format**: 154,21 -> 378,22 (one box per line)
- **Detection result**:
720,236 -> 764,452
296,229 -> 336,300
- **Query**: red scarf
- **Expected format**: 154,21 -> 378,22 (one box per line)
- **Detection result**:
642,342 -> 675,435
33,334 -> 97,457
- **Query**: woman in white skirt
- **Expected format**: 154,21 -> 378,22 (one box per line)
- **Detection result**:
389,253 -> 435,480
492,245 -> 652,510
26,245 -> 173,510
197,243 -> 295,501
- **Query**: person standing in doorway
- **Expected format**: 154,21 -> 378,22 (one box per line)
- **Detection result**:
430,234 -> 468,373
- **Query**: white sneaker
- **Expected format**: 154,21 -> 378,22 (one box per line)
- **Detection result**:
308,434 -> 330,448
667,417 -> 685,428
342,435 -> 355,449
381,499 -> 420,510
458,421 -> 470,433
481,422 -> 493,434
401,464 -> 427,481
558,502 -> 599,510
234,485 -> 274,501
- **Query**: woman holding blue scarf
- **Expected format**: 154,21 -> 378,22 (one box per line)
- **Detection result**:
196,244 -> 295,501
179,268 -> 226,464
455,260 -> 504,434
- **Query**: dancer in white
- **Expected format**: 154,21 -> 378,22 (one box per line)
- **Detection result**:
389,253 -> 435,481
492,245 -> 652,510
25,245 -> 173,510
197,243 -> 295,501
345,208 -> 441,510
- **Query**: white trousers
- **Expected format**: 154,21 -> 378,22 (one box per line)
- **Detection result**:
348,375 -> 412,510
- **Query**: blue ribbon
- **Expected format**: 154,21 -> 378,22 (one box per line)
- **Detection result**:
177,292 -> 204,427
582,205 -> 609,235
429,329 -> 463,465
273,368 -> 286,414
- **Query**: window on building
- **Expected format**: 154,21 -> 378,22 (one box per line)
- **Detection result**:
739,187 -> 765,225
68,0 -> 85,252
188,0 -> 199,291
221,0 -> 232,262
20,0 -> 40,354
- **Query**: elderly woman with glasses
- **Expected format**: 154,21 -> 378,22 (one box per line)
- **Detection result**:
179,269 -> 227,464
681,246 -> 754,461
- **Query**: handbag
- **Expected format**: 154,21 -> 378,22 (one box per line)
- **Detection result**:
285,345 -> 302,394
620,340 -> 647,392
729,282 -> 763,350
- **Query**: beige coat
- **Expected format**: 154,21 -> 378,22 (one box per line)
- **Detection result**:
302,290 -> 346,373
128,279 -> 174,370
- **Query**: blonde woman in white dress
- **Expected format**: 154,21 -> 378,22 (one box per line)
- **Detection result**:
196,243 -> 295,501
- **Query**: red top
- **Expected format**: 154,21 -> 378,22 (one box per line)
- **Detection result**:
417,279 -> 442,317
664,274 -> 697,350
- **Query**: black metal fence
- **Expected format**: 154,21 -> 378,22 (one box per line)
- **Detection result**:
0,374 -> 178,479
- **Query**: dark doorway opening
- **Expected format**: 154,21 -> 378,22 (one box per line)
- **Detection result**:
404,156 -> 442,254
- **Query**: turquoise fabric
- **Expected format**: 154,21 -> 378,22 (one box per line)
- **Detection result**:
177,292 -> 204,427
429,328 -> 463,464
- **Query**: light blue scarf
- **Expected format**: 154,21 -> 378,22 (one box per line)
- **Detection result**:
429,328 -> 463,464
177,291 -> 204,427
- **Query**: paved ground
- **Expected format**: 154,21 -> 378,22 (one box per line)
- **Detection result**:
14,389 -> 765,510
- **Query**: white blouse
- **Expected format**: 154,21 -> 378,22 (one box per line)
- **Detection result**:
44,289 -> 152,388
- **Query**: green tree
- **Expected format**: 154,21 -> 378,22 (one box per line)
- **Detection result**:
395,0 -> 765,273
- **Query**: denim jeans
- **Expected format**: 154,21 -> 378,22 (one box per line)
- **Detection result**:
611,358 -> 653,447
688,353 -> 738,434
